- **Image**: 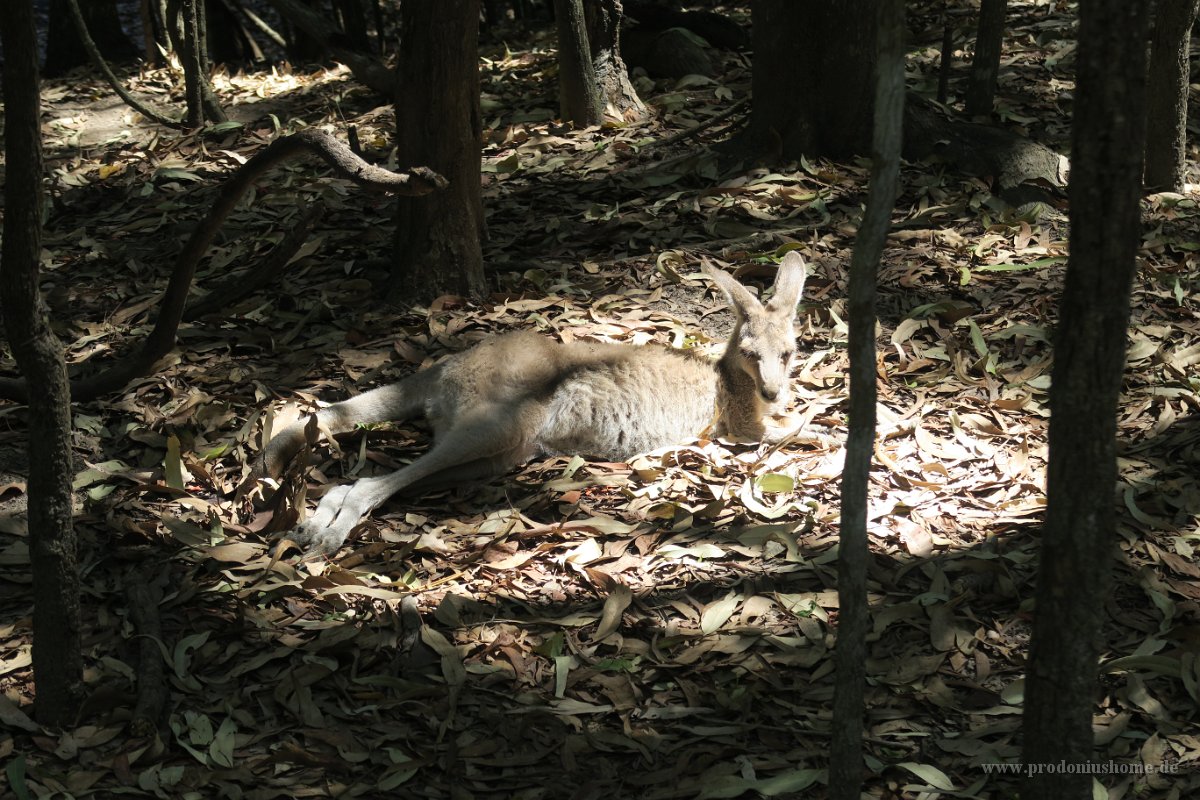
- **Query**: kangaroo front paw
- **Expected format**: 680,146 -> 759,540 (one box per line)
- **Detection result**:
290,484 -> 360,556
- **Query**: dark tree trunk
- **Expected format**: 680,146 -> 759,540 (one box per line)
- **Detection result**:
582,0 -> 646,121
964,0 -> 1007,117
45,0 -> 139,76
829,2 -> 904,797
391,0 -> 487,301
0,0 -> 85,728
269,0 -> 396,96
1144,0 -> 1199,192
205,0 -> 260,64
1021,2 -> 1150,799
181,0 -> 204,126
334,0 -> 371,52
176,0 -> 226,124
554,0 -> 602,126
741,0 -> 876,160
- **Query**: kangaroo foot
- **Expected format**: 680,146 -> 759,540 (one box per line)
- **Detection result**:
291,484 -> 363,556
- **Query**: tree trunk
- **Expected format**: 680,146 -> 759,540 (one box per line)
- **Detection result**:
45,0 -> 139,76
829,2 -> 904,797
554,0 -> 602,126
391,0 -> 487,301
269,0 -> 396,96
0,0 -> 85,729
741,0 -> 876,160
181,0 -> 205,126
964,0 -> 1007,117
582,0 -> 646,121
1021,2 -> 1150,799
193,0 -> 227,121
1144,0 -> 1199,192
333,0 -> 371,52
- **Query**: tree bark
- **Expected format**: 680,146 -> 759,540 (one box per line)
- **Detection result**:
179,0 -> 227,124
391,0 -> 487,301
1021,2 -> 1150,798
66,0 -> 185,128
829,1 -> 904,797
582,0 -> 646,121
554,0 -> 602,126
269,0 -> 396,96
45,0 -> 139,76
1144,0 -> 1199,192
964,0 -> 1007,117
740,0 -> 876,160
333,0 -> 371,52
0,0 -> 85,728
181,0 -> 204,127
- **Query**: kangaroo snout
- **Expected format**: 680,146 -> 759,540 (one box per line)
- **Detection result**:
759,385 -> 780,403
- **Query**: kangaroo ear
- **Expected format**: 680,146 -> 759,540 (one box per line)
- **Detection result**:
766,251 -> 808,316
702,261 -> 760,315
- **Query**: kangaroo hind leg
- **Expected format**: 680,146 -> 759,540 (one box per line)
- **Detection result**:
292,410 -> 532,555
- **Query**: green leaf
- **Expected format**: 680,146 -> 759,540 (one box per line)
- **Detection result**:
755,472 -> 795,493
700,593 -> 740,635
208,717 -> 237,767
205,120 -> 243,134
72,459 -> 130,490
155,167 -> 204,182
754,768 -> 824,795
6,756 -> 31,800
975,256 -> 1066,272
967,320 -> 989,360
897,762 -> 956,790
165,435 -> 185,490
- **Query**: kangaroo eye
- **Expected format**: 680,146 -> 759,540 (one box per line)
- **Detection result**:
781,351 -> 795,363
741,349 -> 761,362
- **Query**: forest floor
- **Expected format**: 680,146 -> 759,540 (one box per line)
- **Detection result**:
2,4 -> 1200,799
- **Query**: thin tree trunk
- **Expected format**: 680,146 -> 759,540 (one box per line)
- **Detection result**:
391,0 -> 487,301
177,0 -> 226,124
269,0 -> 396,96
45,0 -> 138,76
829,1 -> 904,797
1021,2 -> 1150,798
583,0 -> 646,121
554,0 -> 602,126
181,0 -> 204,126
965,0 -> 1007,117
66,0 -> 184,128
1144,0 -> 1199,192
0,0 -> 85,729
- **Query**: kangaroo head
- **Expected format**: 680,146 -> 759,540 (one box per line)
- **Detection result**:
704,251 -> 807,408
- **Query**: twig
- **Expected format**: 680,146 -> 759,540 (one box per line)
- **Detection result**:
65,0 -> 185,129
0,130 -> 446,403
649,96 -> 750,151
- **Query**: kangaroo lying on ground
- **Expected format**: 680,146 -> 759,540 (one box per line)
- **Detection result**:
253,252 -> 808,555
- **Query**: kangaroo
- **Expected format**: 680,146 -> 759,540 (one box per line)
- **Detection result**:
252,251 -> 808,555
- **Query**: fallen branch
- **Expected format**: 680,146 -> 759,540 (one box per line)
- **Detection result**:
183,203 -> 323,321
0,129 -> 447,403
650,96 -> 750,151
124,565 -> 168,737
